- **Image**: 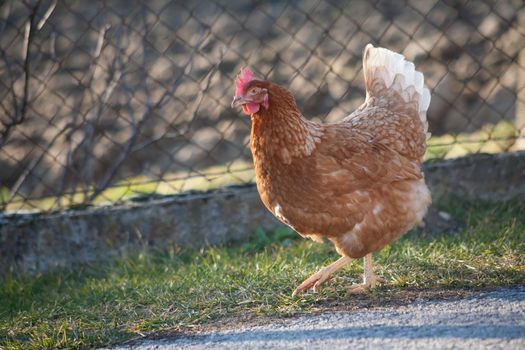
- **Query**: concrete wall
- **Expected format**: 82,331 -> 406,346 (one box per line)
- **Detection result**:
1,152 -> 524,275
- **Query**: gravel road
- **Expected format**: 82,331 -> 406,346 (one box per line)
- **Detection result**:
109,286 -> 525,350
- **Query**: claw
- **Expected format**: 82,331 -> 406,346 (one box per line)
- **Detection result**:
292,270 -> 326,296
347,275 -> 385,294
292,256 -> 353,297
375,276 -> 386,284
347,284 -> 369,294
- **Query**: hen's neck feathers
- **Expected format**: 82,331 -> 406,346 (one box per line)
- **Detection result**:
250,83 -> 323,164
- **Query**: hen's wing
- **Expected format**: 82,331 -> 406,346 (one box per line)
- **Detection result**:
315,125 -> 422,196
279,126 -> 421,239
343,44 -> 431,162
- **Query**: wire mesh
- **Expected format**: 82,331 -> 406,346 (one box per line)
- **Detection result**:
1,0 -> 524,213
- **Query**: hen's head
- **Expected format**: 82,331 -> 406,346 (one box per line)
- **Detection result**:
231,68 -> 269,115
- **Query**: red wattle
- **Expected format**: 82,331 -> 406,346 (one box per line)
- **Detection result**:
242,102 -> 260,115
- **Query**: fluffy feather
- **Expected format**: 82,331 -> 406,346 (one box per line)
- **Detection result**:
362,44 -> 431,139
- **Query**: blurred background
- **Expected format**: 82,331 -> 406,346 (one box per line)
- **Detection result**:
0,0 -> 524,212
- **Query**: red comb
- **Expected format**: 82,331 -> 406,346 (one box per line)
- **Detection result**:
235,67 -> 254,96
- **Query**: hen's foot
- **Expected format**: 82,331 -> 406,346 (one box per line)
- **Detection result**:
292,267 -> 332,296
347,275 -> 385,294
292,256 -> 352,297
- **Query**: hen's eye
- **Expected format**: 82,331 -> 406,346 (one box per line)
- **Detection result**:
250,88 -> 257,94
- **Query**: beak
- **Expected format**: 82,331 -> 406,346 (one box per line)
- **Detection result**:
231,95 -> 247,108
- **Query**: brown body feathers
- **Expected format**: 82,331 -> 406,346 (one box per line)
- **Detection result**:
240,45 -> 431,259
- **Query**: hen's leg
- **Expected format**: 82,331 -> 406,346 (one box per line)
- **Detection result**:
292,256 -> 353,296
347,253 -> 385,294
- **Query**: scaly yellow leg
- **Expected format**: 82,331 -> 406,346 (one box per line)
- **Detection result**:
292,256 -> 353,296
347,253 -> 385,294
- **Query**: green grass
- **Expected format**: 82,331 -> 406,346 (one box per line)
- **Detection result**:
1,199 -> 524,349
425,121 -> 518,160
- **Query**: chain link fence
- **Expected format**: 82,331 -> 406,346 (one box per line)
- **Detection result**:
1,0 -> 524,213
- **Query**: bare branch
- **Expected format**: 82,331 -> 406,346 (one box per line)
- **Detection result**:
85,13 -> 213,202
6,125 -> 70,204
0,0 -> 42,146
0,47 -> 19,124
0,1 -> 12,33
36,0 -> 57,30
56,21 -> 113,201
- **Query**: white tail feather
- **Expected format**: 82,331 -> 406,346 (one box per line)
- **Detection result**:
363,44 -> 431,138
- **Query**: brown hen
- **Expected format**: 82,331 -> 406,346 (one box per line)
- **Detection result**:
231,44 -> 432,296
